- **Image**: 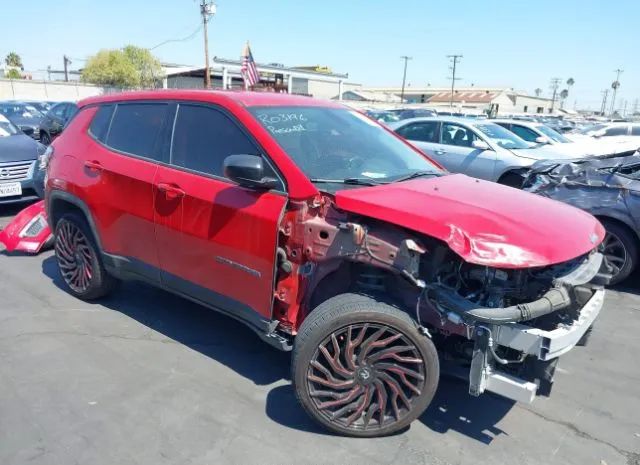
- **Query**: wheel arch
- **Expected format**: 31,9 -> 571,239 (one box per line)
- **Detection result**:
594,214 -> 640,243
47,191 -> 104,251
497,167 -> 530,188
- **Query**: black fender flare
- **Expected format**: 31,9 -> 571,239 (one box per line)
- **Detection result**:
46,190 -> 104,251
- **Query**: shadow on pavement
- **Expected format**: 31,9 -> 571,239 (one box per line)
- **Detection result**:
39,255 -> 526,443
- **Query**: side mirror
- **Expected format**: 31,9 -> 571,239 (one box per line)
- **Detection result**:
223,154 -> 278,190
472,139 -> 490,151
535,136 -> 550,144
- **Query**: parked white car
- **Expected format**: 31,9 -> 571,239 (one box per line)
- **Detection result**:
566,122 -> 640,144
492,119 -> 639,157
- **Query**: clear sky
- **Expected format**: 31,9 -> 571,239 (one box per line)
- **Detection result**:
2,0 -> 638,112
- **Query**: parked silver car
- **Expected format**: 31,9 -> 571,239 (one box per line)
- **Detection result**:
390,117 -> 587,186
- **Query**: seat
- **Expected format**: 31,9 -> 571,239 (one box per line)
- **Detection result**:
453,129 -> 468,147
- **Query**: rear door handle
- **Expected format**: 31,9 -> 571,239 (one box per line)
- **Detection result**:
157,182 -> 185,200
84,160 -> 102,171
434,150 -> 447,155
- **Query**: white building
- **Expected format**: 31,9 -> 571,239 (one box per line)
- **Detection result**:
163,58 -> 361,100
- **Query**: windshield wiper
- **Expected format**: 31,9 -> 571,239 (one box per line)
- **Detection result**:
392,171 -> 441,183
310,177 -> 383,186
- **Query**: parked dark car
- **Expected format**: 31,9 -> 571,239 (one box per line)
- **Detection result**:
0,102 -> 44,140
0,114 -> 46,204
18,100 -> 53,115
39,101 -> 78,145
525,153 -> 640,284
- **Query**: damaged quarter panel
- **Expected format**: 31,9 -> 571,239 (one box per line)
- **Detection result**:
335,174 -> 605,268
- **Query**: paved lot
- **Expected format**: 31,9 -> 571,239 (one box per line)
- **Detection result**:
1,204 -> 639,465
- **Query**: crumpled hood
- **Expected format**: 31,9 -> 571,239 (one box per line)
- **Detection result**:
334,174 -> 605,268
510,145 -> 586,161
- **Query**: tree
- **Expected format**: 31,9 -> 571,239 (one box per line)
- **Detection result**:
5,52 -> 23,69
534,88 -> 542,97
559,89 -> 569,108
566,77 -> 575,88
82,45 -> 163,88
5,68 -> 22,79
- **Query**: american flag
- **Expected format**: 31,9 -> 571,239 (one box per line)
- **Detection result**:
241,42 -> 260,89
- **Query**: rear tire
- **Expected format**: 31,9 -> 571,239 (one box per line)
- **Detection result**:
292,293 -> 439,437
54,213 -> 116,300
600,219 -> 638,285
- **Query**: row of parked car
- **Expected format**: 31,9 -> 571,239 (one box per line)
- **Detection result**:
386,113 -> 640,283
0,99 -> 78,203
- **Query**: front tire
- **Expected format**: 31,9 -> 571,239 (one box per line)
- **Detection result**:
600,219 -> 638,285
54,213 -> 116,300
40,131 -> 51,145
292,293 -> 439,437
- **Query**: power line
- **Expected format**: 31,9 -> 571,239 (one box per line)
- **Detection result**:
447,54 -> 463,108
400,56 -> 412,102
150,24 -> 203,51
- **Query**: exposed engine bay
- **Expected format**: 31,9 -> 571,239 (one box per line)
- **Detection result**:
274,194 -> 610,403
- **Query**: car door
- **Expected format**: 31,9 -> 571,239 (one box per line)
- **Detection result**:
431,122 -> 497,179
81,102 -> 171,280
395,120 -> 441,158
153,102 -> 287,321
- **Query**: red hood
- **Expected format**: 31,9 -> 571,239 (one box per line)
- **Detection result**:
334,174 -> 604,268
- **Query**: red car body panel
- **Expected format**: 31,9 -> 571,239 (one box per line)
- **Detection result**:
153,165 -> 287,318
334,174 -> 605,268
0,200 -> 52,253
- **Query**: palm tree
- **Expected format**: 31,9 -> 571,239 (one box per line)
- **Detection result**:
534,88 -> 542,97
4,52 -> 23,69
559,89 -> 569,108
566,77 -> 575,89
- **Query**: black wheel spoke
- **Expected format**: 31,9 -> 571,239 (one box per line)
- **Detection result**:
55,220 -> 95,294
306,322 -> 425,432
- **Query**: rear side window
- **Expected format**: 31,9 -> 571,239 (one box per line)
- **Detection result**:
396,122 -> 439,143
106,103 -> 169,160
631,125 -> 640,136
88,105 -> 114,143
604,125 -> 628,136
509,124 -> 539,142
171,104 -> 258,178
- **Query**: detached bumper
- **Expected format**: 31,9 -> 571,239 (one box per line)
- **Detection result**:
471,289 -> 605,404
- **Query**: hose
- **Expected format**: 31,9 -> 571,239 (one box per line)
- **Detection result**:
432,286 -> 571,324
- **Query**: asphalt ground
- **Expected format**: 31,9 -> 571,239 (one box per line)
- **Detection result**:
1,203 -> 639,465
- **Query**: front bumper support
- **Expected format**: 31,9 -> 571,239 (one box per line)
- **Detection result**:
468,289 -> 604,403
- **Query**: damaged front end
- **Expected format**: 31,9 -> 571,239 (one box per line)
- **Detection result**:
420,246 -> 609,403
275,183 -> 610,405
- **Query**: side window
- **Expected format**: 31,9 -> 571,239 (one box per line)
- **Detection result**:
171,104 -> 278,183
64,104 -> 78,121
396,122 -> 438,143
632,125 -> 640,136
441,123 -> 478,147
604,126 -> 628,136
88,104 -> 115,143
106,103 -> 169,160
51,104 -> 66,119
509,124 -> 539,142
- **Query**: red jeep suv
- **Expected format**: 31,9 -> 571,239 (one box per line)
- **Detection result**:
44,90 -> 608,437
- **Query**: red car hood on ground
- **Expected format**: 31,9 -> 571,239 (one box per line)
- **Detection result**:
334,174 -> 604,268
0,200 -> 52,254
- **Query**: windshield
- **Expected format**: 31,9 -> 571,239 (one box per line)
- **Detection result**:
0,120 -> 19,137
474,123 -> 533,149
0,104 -> 42,119
250,106 -> 441,187
537,124 -> 571,143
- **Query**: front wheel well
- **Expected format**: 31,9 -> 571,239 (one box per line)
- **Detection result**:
49,198 -> 84,228
594,215 -> 640,243
497,169 -> 528,188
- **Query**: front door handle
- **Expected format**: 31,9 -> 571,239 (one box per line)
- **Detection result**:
434,150 -> 447,155
157,183 -> 185,200
84,160 -> 102,171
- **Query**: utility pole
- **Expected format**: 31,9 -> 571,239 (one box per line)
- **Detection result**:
600,89 -> 609,116
609,68 -> 623,116
549,78 -> 562,112
633,99 -> 639,115
447,54 -> 463,108
63,55 -> 71,82
200,1 -> 217,89
400,56 -> 412,102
